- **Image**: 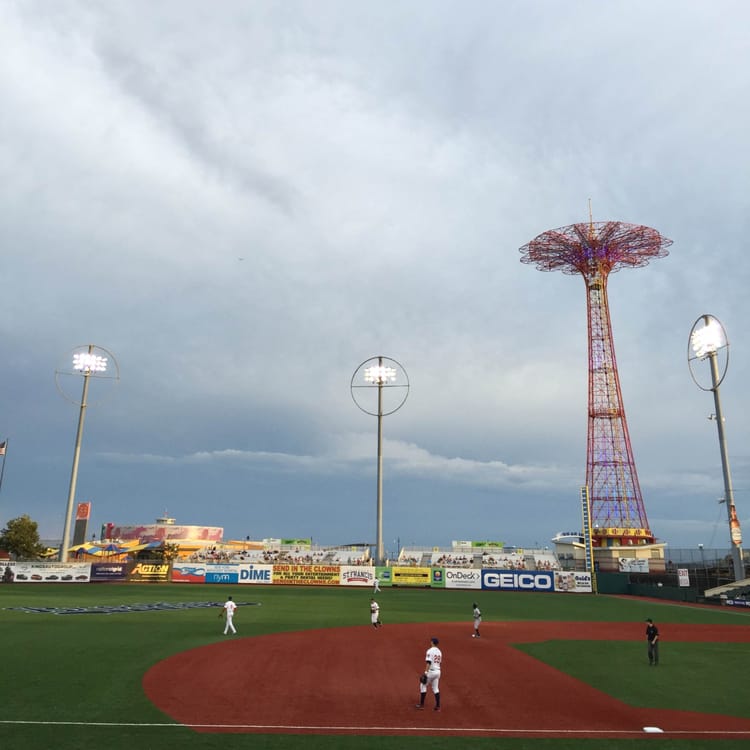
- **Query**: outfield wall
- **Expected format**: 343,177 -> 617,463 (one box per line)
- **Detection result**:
3,560 -> 593,592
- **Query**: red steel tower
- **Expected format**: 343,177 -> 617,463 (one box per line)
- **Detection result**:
520,220 -> 672,546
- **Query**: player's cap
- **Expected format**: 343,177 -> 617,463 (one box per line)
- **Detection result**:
472,603 -> 478,607
431,637 -> 439,644
645,618 -> 652,622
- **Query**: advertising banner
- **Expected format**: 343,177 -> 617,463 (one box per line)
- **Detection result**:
72,501 -> 92,546
445,567 -> 482,589
430,568 -> 445,588
391,566 -> 432,587
554,570 -> 592,593
238,563 -> 273,584
204,564 -> 240,584
8,561 -> 91,583
273,563 -> 340,585
280,538 -> 311,547
618,558 -> 649,573
375,566 -> 392,587
172,562 -> 207,583
90,562 -> 128,582
128,562 -> 170,582
481,569 -> 554,592
109,524 -> 223,542
678,568 -> 690,587
340,566 -> 376,586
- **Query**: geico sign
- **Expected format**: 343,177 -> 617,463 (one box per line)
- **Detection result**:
482,571 -> 553,590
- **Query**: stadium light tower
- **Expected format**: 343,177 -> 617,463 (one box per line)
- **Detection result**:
688,314 -> 744,582
351,356 -> 409,566
520,217 -> 672,548
56,345 -> 119,562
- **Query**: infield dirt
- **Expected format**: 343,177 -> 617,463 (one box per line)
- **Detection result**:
143,620 -> 750,739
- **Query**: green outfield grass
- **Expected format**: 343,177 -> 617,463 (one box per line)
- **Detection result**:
1,583 -> 748,750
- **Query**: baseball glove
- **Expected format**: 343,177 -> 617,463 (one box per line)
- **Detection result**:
419,674 -> 428,685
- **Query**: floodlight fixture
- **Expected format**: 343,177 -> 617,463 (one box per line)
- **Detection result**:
351,356 -> 409,566
687,314 -> 744,581
73,352 -> 108,373
56,344 -> 119,563
364,365 -> 397,385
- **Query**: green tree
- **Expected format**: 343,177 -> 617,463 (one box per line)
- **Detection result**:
0,514 -> 46,559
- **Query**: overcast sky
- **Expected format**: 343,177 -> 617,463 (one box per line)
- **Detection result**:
1,0 -> 749,555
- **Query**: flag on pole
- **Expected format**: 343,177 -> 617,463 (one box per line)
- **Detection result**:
0,439 -> 7,493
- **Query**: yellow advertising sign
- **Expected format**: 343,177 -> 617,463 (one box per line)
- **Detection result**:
273,564 -> 340,585
391,566 -> 431,586
129,563 -> 170,582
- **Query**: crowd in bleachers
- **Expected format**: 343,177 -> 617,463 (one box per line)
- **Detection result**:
432,553 -> 473,568
256,548 -> 329,564
188,546 -> 234,562
397,554 -> 421,566
482,553 -> 526,569
532,554 -> 562,571
186,543 -> 561,571
188,545 -> 372,566
328,550 -> 370,565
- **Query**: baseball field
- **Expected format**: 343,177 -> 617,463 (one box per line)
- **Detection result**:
1,583 -> 749,750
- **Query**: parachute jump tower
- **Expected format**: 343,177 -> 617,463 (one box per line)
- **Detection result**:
520,218 -> 672,546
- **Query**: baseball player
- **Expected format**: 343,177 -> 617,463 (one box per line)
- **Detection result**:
220,595 -> 237,635
472,602 -> 482,637
373,575 -> 381,593
416,637 -> 442,711
646,617 -> 659,665
370,598 -> 382,628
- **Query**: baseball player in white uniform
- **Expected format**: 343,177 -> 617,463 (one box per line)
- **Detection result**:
221,595 -> 237,635
472,602 -> 482,637
370,598 -> 381,628
416,637 -> 442,710
373,575 -> 381,593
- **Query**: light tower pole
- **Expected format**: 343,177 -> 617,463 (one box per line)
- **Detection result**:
688,314 -> 744,582
351,356 -> 409,566
56,345 -> 119,562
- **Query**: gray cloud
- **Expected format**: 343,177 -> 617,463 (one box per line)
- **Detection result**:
1,0 -> 749,551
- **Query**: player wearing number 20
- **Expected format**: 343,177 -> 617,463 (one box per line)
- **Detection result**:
416,637 -> 442,711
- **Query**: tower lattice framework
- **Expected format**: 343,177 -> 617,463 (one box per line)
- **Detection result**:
520,221 -> 672,545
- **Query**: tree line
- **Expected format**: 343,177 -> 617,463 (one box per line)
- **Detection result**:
0,514 -> 46,559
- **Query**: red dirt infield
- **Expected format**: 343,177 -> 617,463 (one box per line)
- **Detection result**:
143,620 -> 750,739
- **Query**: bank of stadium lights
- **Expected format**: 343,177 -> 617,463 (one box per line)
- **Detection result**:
690,317 -> 726,360
687,315 -> 744,582
364,364 -> 397,384
73,351 -> 108,373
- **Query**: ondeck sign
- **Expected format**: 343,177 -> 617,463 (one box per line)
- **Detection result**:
481,569 -> 554,591
445,568 -> 481,589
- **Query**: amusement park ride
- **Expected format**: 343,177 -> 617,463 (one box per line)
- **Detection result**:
520,212 -> 672,557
